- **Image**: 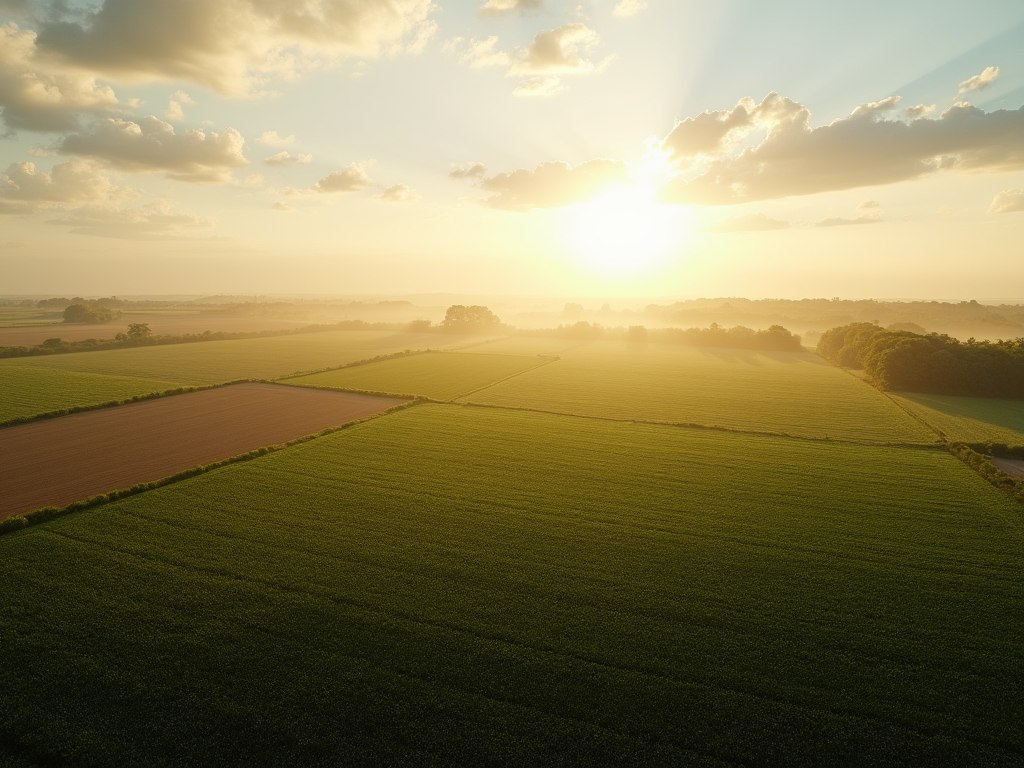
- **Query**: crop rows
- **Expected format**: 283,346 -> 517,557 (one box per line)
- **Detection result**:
0,365 -> 178,424
890,391 -> 1024,445
461,341 -> 938,443
0,405 -> 1019,766
0,330 -> 478,387
284,351 -> 551,400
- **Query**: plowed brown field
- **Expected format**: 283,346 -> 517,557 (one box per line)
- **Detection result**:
0,383 -> 404,519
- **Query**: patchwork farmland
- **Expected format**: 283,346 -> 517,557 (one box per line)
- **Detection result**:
0,333 -> 1021,766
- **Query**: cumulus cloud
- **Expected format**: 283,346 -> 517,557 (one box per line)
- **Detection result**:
46,200 -> 212,239
376,183 -> 419,203
262,151 -> 312,166
164,91 -> 195,122
658,92 -> 1024,206
450,162 -> 487,180
0,22 -> 126,132
257,131 -> 295,146
58,116 -> 249,182
309,162 -> 373,193
272,201 -> 293,211
445,23 -> 603,96
989,188 -> 1024,214
33,0 -> 437,96
479,158 -> 631,211
857,199 -> 880,212
0,158 -> 127,214
959,66 -> 999,95
704,213 -> 790,232
905,104 -> 935,118
479,0 -> 542,16
613,0 -> 647,18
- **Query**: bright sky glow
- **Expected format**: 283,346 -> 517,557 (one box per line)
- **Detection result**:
0,1 -> 1022,298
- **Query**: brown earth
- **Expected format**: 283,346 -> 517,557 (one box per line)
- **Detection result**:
0,313 -> 309,347
0,383 -> 405,519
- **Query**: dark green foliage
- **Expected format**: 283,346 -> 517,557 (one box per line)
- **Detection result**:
62,303 -> 121,324
0,406 -> 1020,765
818,322 -> 1024,398
440,304 -> 502,331
948,442 -> 1024,504
533,323 -> 803,351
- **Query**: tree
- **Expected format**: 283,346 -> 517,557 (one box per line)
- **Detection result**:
126,323 -> 152,339
440,305 -> 501,332
63,303 -> 119,324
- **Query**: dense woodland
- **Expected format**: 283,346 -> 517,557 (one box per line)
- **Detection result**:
818,323 -> 1024,399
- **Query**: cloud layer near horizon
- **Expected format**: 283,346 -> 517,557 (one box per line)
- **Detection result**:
658,92 -> 1024,206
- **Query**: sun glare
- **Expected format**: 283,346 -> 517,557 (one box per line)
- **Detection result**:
566,149 -> 687,274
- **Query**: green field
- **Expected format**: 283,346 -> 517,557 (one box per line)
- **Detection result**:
891,392 -> 1024,445
284,351 -> 551,400
0,366 -> 179,423
461,341 -> 937,443
0,330 -> 478,387
465,335 -> 585,356
0,405 -> 1019,766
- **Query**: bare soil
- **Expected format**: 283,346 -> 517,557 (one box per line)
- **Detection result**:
0,383 -> 405,519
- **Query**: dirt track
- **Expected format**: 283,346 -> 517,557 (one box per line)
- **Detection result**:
0,383 -> 405,519
992,458 -> 1024,479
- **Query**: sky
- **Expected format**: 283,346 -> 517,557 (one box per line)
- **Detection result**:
0,0 -> 1022,299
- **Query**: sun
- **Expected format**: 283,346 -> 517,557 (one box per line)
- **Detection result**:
566,174 -> 686,275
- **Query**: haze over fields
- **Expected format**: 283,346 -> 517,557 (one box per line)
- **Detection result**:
1,2 -> 1023,766
0,0 -> 1022,297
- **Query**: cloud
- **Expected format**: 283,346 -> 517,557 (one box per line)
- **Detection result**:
959,66 -> 999,95
658,92 -> 1024,206
0,158 -> 127,214
376,183 -> 419,203
0,22 -> 125,132
45,200 -> 212,239
262,151 -> 312,166
857,199 -> 880,212
613,0 -> 647,18
443,36 -> 511,69
33,0 -> 437,96
164,91 -> 195,122
257,131 -> 295,146
450,162 -> 487,180
814,215 -> 881,228
704,213 -> 790,232
480,158 -> 631,211
309,162 -> 372,193
272,201 -> 293,211
905,104 -> 935,118
479,0 -> 542,16
989,188 -> 1024,214
445,23 -> 603,97
59,116 -> 249,182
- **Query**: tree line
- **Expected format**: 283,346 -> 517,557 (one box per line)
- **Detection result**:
531,321 -> 803,351
818,323 -> 1024,398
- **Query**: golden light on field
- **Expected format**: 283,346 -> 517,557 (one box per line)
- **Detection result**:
566,184 -> 686,274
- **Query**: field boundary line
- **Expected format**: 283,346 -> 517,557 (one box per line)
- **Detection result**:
834,364 -> 1024,519
0,397 -> 424,538
275,348 -> 431,381
448,400 -> 945,450
0,378 -> 258,431
449,355 -> 560,402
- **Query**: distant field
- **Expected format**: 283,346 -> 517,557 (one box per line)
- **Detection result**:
462,341 -> 936,443
0,383 -> 403,518
0,365 -> 178,423
465,335 -> 584,356
891,392 -> 1024,445
0,405 -> 1018,766
0,330 -> 477,386
284,351 -> 550,400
